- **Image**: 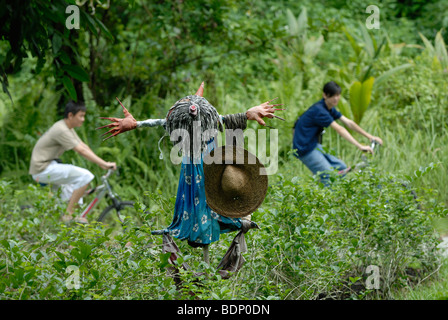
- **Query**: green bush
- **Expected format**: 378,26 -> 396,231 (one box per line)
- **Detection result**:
246,166 -> 446,299
1,163 -> 445,300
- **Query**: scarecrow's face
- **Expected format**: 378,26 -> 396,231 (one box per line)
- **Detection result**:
164,94 -> 222,156
165,95 -> 220,134
166,96 -> 201,121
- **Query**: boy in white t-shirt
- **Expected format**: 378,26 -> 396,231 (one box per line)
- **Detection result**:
29,101 -> 116,223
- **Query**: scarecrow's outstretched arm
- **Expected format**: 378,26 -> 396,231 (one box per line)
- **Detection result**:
221,97 -> 285,130
97,97 -> 165,141
221,113 -> 248,130
137,119 -> 166,128
246,97 -> 285,127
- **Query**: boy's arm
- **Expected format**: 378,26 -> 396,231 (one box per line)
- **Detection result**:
338,116 -> 383,145
330,121 -> 373,153
73,142 -> 116,170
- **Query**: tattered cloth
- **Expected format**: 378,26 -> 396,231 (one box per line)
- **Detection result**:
161,219 -> 256,279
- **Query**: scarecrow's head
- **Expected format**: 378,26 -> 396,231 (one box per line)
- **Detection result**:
165,82 -> 222,156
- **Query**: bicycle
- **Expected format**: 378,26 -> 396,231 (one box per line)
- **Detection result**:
22,168 -> 144,230
344,139 -> 381,174
78,168 -> 142,229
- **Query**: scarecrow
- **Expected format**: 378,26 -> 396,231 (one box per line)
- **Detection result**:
98,82 -> 283,277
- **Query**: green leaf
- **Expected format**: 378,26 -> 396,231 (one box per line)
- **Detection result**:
105,228 -> 114,237
419,32 -> 434,53
95,18 -> 114,41
286,9 -> 298,36
349,81 -> 362,123
159,252 -> 172,269
435,31 -> 448,69
349,77 -> 374,124
91,269 -> 100,280
297,7 -> 308,36
52,34 -> 62,55
349,276 -> 361,284
55,251 -> 66,261
58,51 -> 71,65
343,27 -> 361,56
62,64 -> 89,82
62,76 -> 77,101
360,77 -> 374,115
374,64 -> 413,87
338,96 -> 353,118
359,21 -> 374,58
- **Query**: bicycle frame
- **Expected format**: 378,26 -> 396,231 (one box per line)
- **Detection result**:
80,169 -> 118,219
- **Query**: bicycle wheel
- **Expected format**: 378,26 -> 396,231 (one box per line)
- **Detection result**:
97,201 -> 142,229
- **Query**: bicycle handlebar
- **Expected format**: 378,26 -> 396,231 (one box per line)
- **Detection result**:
371,140 -> 377,150
103,168 -> 115,179
371,139 -> 380,152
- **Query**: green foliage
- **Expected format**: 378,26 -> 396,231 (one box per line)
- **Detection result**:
254,167 -> 446,299
419,31 -> 448,71
348,76 -> 374,124
1,163 -> 445,300
1,0 -> 448,300
0,0 -> 111,102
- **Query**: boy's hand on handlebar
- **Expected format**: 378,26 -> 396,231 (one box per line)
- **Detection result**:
359,145 -> 374,154
370,136 -> 383,145
102,162 -> 117,170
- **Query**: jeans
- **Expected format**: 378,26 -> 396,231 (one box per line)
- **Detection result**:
298,144 -> 347,186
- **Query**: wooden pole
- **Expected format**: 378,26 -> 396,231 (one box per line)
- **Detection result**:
202,245 -> 210,265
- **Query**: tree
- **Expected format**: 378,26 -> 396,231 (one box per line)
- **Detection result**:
0,0 -> 111,106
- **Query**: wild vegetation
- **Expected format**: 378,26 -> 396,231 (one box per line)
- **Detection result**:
1,0 -> 448,300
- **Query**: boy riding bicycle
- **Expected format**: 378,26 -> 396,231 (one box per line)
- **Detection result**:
29,101 -> 116,223
293,81 -> 383,186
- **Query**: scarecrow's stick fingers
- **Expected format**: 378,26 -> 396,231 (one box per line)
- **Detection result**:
102,131 -> 120,141
116,97 -> 125,107
100,127 -> 119,137
273,115 -> 286,121
268,103 -> 284,108
96,123 -> 118,130
116,97 -> 131,115
266,97 -> 279,104
99,117 -> 120,122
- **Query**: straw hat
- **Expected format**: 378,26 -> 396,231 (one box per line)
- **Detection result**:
203,146 -> 268,218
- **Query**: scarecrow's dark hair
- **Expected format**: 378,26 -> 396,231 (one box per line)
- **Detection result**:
165,95 -> 221,156
64,101 -> 86,118
323,81 -> 342,97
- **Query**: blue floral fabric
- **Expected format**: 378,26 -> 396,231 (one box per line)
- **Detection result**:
155,142 -> 242,245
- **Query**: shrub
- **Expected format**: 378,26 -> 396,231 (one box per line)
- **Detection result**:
247,166 -> 446,299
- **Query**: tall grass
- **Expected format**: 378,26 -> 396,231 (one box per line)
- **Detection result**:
392,258 -> 448,300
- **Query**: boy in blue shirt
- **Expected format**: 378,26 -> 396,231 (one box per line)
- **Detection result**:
293,81 -> 383,185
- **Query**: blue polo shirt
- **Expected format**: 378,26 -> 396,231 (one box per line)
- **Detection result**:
293,99 -> 342,157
